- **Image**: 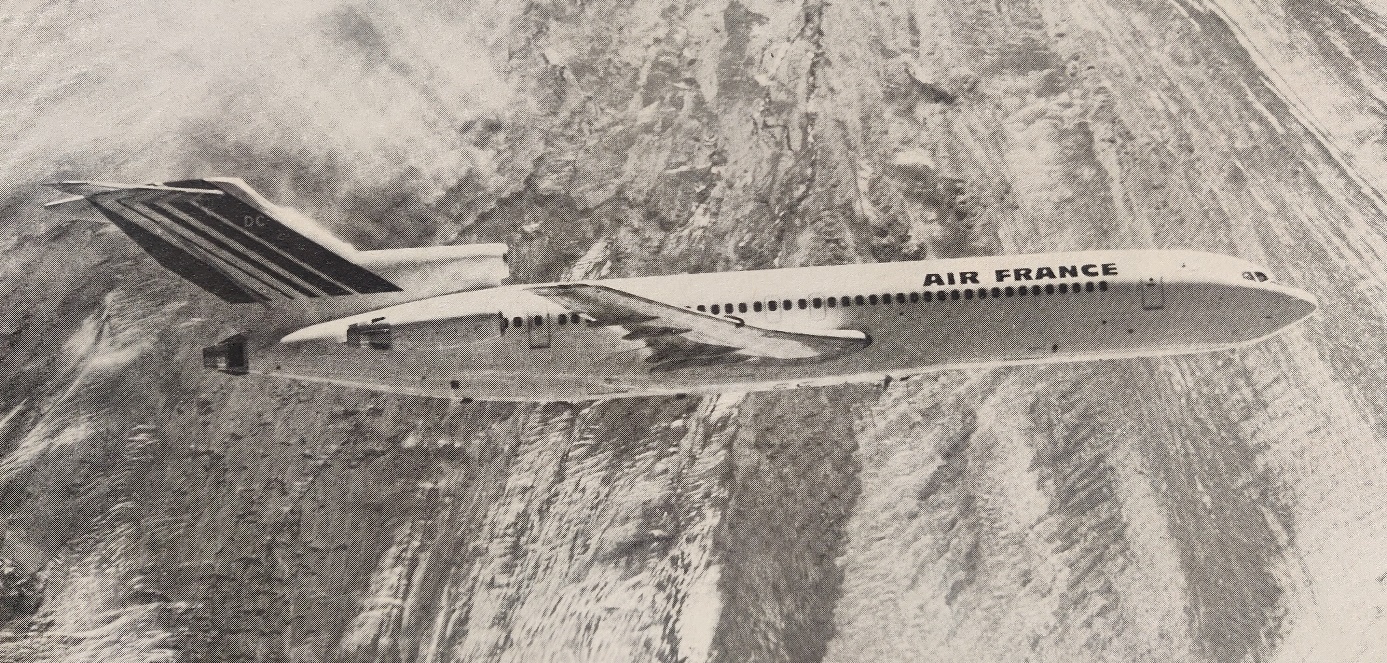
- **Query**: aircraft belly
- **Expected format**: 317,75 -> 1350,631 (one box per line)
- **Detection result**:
237,278 -> 1287,401
255,317 -> 666,401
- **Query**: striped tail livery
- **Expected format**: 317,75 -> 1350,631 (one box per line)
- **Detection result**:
45,178 -> 508,307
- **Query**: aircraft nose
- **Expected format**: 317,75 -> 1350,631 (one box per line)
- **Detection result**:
1276,285 -> 1318,324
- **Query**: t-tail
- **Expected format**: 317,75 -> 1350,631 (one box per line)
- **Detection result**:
46,178 -> 509,316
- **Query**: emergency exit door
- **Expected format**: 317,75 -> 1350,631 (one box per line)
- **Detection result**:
1141,277 -> 1165,310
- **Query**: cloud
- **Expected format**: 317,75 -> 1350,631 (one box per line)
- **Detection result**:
1,0 -> 517,243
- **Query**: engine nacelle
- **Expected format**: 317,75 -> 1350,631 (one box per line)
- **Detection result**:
346,320 -> 393,350
202,333 -> 249,375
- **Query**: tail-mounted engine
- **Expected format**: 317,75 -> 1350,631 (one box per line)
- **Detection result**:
346,318 -> 392,350
202,333 -> 249,375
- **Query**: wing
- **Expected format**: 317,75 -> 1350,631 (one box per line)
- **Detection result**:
528,283 -> 870,372
45,178 -> 401,303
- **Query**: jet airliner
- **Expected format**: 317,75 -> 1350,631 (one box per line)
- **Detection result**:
47,178 -> 1318,402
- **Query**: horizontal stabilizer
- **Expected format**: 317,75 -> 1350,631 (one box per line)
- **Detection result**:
45,181 -> 228,200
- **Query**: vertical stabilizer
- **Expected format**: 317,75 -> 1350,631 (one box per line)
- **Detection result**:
47,178 -> 509,307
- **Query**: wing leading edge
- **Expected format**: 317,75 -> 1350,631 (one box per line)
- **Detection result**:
529,283 -> 870,371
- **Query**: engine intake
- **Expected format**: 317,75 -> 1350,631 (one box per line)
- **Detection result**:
202,333 -> 249,375
346,319 -> 392,350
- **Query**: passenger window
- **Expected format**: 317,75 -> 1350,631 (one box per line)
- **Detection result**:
1032,285 -> 1042,296
513,316 -> 524,327
533,315 -> 543,326
1044,284 -> 1055,295
964,289 -> 974,300
726,303 -> 734,313
813,297 -> 823,309
1005,286 -> 1015,297
826,297 -> 836,308
1085,282 -> 1094,292
868,294 -> 879,305
922,292 -> 932,302
1016,286 -> 1026,297
840,296 -> 851,307
896,293 -> 906,304
754,301 -> 763,312
937,291 -> 947,301
950,290 -> 961,300
711,304 -> 721,314
784,299 -> 793,310
855,295 -> 866,306
797,298 -> 808,309
572,313 -> 581,324
769,300 -> 779,311
881,293 -> 891,304
558,315 -> 567,325
1058,283 -> 1068,294
977,288 -> 986,299
697,305 -> 706,312
1098,281 -> 1109,291
991,287 -> 1001,298
739,303 -> 748,313
910,292 -> 919,303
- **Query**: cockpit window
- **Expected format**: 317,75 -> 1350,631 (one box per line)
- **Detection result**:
1255,271 -> 1268,282
1243,270 -> 1270,282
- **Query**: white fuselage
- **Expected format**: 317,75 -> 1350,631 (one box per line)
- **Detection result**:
250,250 -> 1317,402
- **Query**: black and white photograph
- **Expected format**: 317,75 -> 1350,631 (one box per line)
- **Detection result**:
0,0 -> 1383,661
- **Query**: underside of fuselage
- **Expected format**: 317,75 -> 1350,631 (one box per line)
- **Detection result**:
219,258 -> 1316,402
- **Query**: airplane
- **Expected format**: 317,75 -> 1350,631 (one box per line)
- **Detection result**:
45,178 -> 1318,402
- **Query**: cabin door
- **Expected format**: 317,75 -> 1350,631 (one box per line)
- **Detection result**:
527,314 -> 552,348
1141,277 -> 1165,310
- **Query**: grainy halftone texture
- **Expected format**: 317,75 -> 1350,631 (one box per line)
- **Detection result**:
0,1 -> 1385,661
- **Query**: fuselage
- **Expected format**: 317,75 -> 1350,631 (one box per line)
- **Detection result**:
249,250 -> 1317,401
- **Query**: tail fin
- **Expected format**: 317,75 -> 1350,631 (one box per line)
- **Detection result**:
46,178 -> 507,304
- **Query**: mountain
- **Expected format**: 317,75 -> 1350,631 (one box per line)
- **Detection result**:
1,1 -> 1385,661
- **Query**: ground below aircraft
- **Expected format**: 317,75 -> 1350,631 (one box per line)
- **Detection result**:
46,178 -> 1317,402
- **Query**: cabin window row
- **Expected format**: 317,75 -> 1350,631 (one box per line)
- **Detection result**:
500,280 -> 1111,330
501,312 -> 583,330
694,281 -> 1109,315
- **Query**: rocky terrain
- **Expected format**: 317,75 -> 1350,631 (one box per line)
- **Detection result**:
2,0 -> 1386,661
